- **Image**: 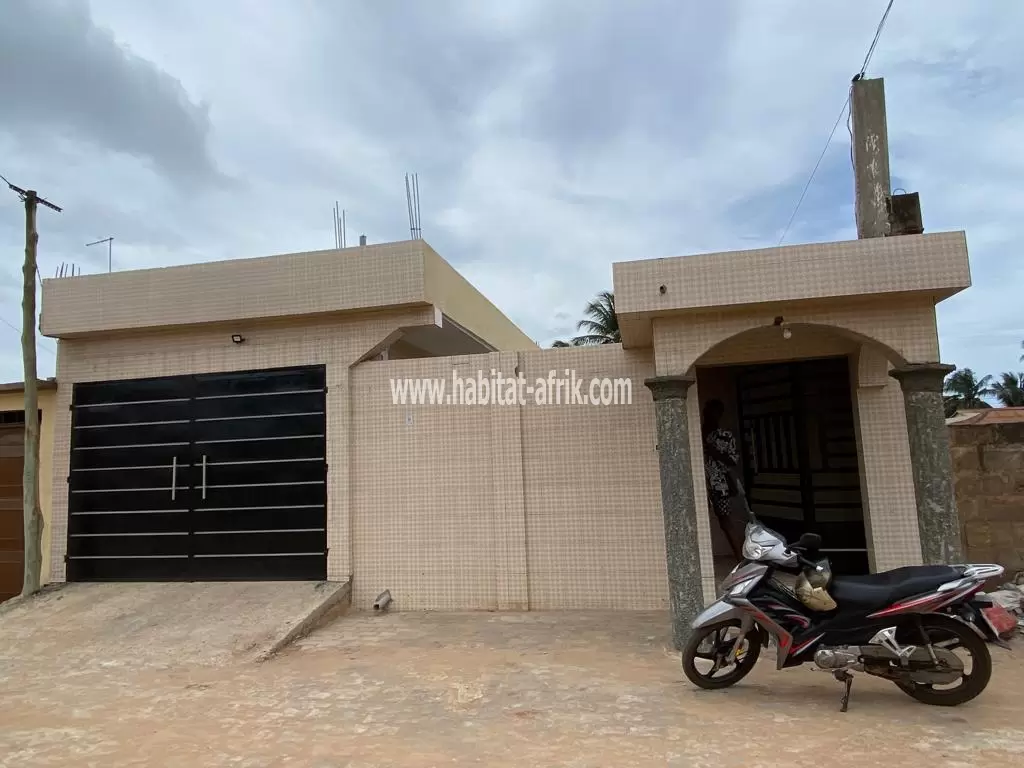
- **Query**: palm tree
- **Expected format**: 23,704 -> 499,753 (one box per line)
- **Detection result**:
570,290 -> 620,345
943,368 -> 993,417
990,371 -> 1024,407
550,340 -> 573,348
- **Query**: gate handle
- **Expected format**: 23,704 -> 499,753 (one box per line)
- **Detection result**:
202,454 -> 207,500
171,455 -> 177,501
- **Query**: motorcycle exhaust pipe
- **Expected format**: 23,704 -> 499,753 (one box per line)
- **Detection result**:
373,590 -> 392,611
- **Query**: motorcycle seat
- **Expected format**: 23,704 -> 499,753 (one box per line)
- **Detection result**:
830,565 -> 964,613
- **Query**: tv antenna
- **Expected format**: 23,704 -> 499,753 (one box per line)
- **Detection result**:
86,236 -> 113,272
405,173 -> 422,239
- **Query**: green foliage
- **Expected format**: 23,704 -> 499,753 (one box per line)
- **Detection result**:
549,290 -> 620,347
571,290 -> 620,346
990,371 -> 1024,407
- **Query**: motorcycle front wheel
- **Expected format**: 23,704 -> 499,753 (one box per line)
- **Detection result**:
894,615 -> 992,707
682,619 -> 762,690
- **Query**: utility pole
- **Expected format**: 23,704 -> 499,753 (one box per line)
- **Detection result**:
850,76 -> 892,238
86,236 -> 113,272
3,176 -> 61,597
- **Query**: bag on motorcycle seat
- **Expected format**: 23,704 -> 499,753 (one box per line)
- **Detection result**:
830,565 -> 963,612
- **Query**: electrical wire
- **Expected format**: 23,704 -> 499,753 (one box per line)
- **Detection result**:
776,94 -> 851,247
777,0 -> 896,246
0,315 -> 57,357
859,0 -> 895,78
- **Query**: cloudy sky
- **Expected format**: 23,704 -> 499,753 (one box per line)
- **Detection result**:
1,0 -> 1022,386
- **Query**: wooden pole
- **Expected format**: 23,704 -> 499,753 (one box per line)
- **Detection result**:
21,191 -> 43,597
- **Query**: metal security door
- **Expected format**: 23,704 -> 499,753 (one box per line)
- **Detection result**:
67,366 -> 327,581
67,375 -> 195,580
189,367 -> 327,580
737,356 -> 867,575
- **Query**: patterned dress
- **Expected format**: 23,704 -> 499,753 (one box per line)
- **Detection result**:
704,428 -> 739,520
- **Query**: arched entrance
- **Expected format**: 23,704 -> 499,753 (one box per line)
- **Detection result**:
688,322 -> 905,581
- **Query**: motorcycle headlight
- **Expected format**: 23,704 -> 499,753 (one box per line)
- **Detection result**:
742,540 -> 770,561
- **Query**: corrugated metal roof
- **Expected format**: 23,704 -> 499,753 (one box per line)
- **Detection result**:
948,407 -> 1024,426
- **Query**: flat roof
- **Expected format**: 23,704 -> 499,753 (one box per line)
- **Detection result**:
613,231 -> 970,348
40,239 -> 536,352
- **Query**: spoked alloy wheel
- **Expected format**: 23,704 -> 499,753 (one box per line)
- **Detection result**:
894,616 -> 992,707
682,619 -> 762,690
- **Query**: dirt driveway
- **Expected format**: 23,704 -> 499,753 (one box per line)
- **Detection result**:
1,603 -> 1022,767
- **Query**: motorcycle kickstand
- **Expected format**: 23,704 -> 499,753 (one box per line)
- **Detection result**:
833,670 -> 853,713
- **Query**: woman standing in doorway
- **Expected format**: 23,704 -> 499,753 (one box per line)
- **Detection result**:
701,399 -> 745,560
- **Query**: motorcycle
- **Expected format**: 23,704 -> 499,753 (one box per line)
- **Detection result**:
682,517 -> 1005,711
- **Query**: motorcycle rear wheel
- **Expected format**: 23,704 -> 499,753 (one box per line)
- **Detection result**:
682,619 -> 762,690
894,615 -> 992,707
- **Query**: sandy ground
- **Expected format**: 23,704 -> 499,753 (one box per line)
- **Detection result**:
0,581 -> 348,666
1,604 -> 1022,767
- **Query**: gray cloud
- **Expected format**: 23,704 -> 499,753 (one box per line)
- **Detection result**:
0,0 -> 1022,383
0,0 -> 218,187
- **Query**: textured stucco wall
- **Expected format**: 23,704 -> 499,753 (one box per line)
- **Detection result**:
649,297 -> 940,377
349,345 -> 666,611
614,231 -> 969,348
952,423 -> 1024,575
41,240 -> 535,354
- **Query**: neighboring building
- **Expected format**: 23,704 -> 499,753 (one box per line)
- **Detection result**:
39,232 -> 971,643
0,380 -> 58,601
949,407 -> 1024,577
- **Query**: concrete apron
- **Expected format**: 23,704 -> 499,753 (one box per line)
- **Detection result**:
0,580 -> 352,667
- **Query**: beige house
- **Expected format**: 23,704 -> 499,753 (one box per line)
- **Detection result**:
39,231 -> 970,644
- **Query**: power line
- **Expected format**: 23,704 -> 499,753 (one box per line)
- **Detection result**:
858,0 -> 895,78
0,315 -> 56,357
777,0 -> 896,246
776,95 -> 851,247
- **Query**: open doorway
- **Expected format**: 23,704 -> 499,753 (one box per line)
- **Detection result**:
697,355 -> 869,579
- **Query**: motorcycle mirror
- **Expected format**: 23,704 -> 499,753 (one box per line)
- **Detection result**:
796,532 -> 822,551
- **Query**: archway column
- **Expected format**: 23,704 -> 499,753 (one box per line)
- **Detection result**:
888,363 -> 964,563
644,374 -> 704,650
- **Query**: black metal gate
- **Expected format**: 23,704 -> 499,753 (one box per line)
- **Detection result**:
67,366 -> 327,581
736,356 -> 868,575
